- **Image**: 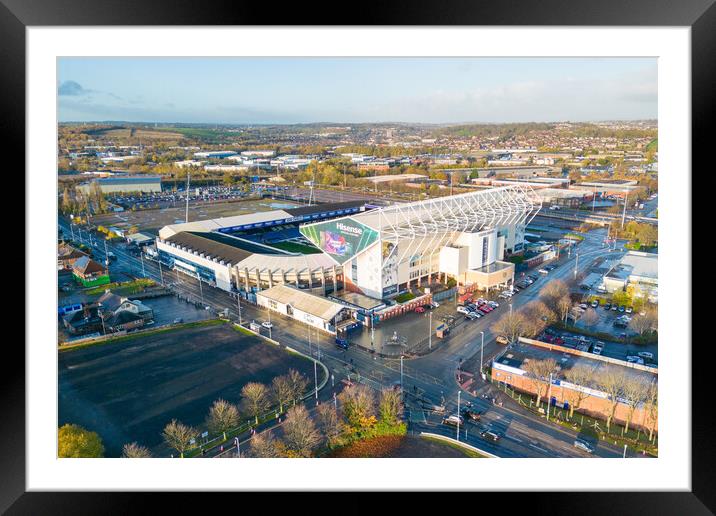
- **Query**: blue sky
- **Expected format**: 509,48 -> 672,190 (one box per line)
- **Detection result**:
57,57 -> 657,124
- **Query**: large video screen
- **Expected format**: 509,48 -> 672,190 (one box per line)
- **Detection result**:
300,217 -> 378,264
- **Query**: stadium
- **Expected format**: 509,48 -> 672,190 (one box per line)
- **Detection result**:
155,185 -> 542,329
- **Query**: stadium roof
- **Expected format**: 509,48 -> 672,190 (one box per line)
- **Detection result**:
95,175 -> 162,184
164,231 -> 254,265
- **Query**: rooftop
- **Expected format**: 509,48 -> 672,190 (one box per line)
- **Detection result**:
606,251 -> 658,282
258,285 -> 346,321
164,231 -> 255,265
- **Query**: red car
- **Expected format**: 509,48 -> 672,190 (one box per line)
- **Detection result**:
414,306 -> 426,314
554,337 -> 565,345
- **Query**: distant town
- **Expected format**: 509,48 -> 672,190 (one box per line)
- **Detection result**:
57,119 -> 658,459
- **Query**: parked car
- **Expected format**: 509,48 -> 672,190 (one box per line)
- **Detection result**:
604,302 -> 612,310
626,355 -> 645,364
618,305 -> 626,312
261,321 -> 273,329
579,303 -> 588,310
414,306 -> 426,314
431,301 -> 440,309
626,306 -> 633,314
538,268 -> 549,275
637,351 -> 654,360
464,312 -> 480,321
574,439 -> 595,453
173,317 -> 184,324
496,336 -> 509,345
591,300 -> 599,308
611,305 -> 618,311
592,342 -> 604,355
457,306 -> 471,315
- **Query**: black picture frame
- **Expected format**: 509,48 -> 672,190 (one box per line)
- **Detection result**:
4,0 -> 710,512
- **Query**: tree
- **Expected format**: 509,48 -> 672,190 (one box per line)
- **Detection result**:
316,403 -> 343,447
492,311 -> 530,344
522,301 -> 555,337
556,295 -> 573,324
378,388 -> 403,426
621,377 -> 650,434
598,366 -> 629,432
162,419 -> 196,458
644,381 -> 658,442
241,382 -> 271,425
272,375 -> 294,413
58,424 -> 105,458
562,364 -> 596,418
287,369 -> 309,406
249,431 -> 281,458
339,384 -> 376,430
206,399 -> 240,441
629,307 -> 657,336
282,405 -> 322,458
581,308 -> 599,331
122,442 -> 152,458
522,358 -> 558,408
540,280 -> 570,314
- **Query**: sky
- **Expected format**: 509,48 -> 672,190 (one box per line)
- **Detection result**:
57,57 -> 657,124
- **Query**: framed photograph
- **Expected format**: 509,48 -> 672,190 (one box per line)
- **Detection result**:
6,0 -> 710,512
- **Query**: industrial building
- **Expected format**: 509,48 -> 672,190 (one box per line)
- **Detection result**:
601,251 -> 658,302
77,175 -> 162,194
492,338 -> 657,431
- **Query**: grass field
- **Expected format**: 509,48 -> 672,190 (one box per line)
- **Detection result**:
58,322 -> 314,457
268,241 -> 322,254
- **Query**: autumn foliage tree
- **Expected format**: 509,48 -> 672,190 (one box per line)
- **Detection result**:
58,424 -> 105,458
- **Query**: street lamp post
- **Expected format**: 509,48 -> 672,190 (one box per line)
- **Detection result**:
140,252 -> 146,278
196,271 -> 204,305
400,355 -> 404,393
236,292 -> 243,325
456,390 -> 461,441
479,331 -> 485,375
428,311 -> 432,350
574,253 -> 579,279
314,359 -> 318,400
158,259 -> 164,286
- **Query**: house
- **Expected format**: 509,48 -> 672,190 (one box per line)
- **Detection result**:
62,305 -> 103,335
58,243 -> 88,270
103,310 -> 146,332
72,256 -> 110,287
97,291 -> 154,322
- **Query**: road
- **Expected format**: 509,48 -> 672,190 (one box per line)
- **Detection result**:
58,217 -> 639,458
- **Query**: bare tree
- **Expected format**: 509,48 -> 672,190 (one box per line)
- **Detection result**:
581,308 -> 599,331
282,405 -> 322,457
621,377 -> 650,434
492,311 -> 530,344
556,295 -> 573,324
272,375 -> 294,413
522,301 -> 555,337
629,307 -> 657,336
241,382 -> 271,425
598,366 -> 630,432
562,363 -> 596,418
287,369 -> 309,406
522,358 -> 558,408
162,419 -> 196,458
206,399 -> 240,441
644,381 -> 658,442
540,280 -> 569,313
378,388 -> 404,426
339,384 -> 376,429
249,431 -> 281,458
122,442 -> 152,458
316,403 -> 344,447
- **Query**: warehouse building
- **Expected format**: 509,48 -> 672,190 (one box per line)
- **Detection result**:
77,175 -> 162,194
492,338 -> 657,431
602,251 -> 658,303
